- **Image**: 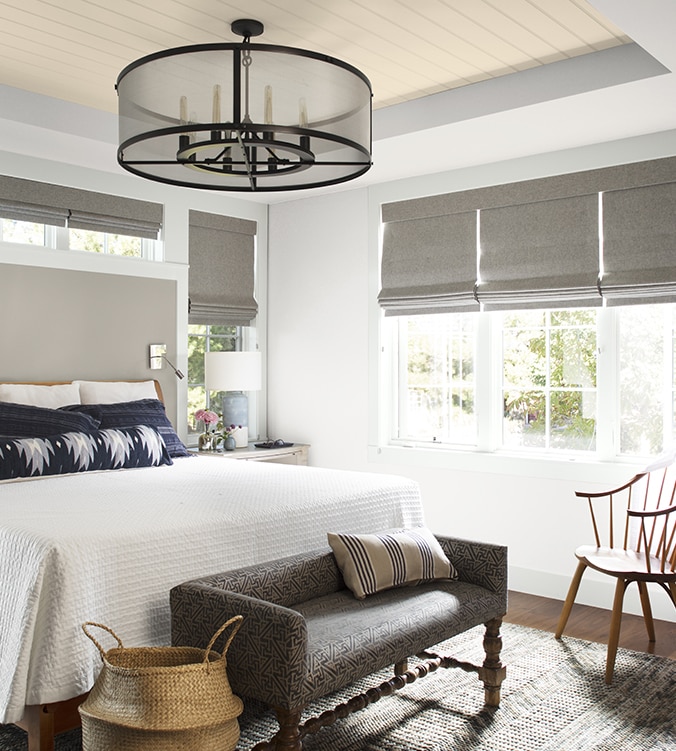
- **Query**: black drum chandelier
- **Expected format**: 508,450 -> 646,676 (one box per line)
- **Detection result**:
116,19 -> 373,192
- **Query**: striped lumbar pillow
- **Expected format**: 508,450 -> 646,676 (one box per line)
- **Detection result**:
327,527 -> 457,599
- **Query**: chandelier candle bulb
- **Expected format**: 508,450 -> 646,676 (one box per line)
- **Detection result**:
212,84 -> 221,140
299,97 -> 308,128
179,95 -> 189,150
264,85 -> 273,125
212,84 -> 221,123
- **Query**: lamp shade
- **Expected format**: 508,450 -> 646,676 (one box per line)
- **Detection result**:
205,351 -> 262,392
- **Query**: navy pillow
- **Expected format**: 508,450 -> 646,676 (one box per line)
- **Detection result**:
63,399 -> 190,458
0,425 -> 173,481
0,401 -> 101,437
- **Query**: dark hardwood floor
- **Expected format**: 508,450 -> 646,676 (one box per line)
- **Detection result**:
505,590 -> 676,660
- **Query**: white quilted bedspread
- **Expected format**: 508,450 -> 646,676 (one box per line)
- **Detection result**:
0,456 -> 423,724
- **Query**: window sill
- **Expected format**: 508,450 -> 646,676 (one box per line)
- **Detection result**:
368,443 -> 644,484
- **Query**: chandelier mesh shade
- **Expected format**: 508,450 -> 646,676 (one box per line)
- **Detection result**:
116,21 -> 373,192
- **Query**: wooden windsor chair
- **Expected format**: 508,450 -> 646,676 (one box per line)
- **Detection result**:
555,450 -> 676,683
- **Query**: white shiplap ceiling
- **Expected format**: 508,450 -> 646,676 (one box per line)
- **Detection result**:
0,0 -> 631,115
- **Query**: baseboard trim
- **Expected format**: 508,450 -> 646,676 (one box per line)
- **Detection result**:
508,565 -> 675,623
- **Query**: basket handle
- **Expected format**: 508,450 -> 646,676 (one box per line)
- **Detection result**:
203,615 -> 244,663
82,621 -> 124,659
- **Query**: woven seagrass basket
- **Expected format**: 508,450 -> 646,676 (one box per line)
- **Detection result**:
79,616 -> 244,751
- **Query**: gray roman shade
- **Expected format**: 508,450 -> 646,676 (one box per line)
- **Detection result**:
188,210 -> 258,326
378,204 -> 478,315
601,181 -> 676,305
478,194 -> 601,310
0,175 -> 162,239
379,156 -> 676,315
0,200 -> 68,227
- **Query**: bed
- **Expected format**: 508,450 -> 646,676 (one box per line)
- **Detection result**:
0,380 -> 424,749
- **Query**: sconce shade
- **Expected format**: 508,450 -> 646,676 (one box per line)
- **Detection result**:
116,21 -> 372,192
204,351 -> 262,392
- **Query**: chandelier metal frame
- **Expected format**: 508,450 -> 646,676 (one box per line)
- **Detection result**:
115,20 -> 373,192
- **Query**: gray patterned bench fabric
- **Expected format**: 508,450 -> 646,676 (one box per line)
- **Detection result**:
170,535 -> 507,749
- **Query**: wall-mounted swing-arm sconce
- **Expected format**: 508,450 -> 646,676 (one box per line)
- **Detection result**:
149,344 -> 185,379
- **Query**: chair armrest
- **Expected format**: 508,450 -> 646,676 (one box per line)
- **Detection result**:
170,581 -> 308,707
627,502 -> 676,519
436,535 -> 508,598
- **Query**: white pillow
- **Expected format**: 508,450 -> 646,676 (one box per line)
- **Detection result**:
75,380 -> 158,404
0,382 -> 81,408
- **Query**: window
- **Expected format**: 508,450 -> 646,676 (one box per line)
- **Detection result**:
1,219 -> 45,245
187,324 -> 240,437
617,305 -> 676,455
502,310 -> 596,452
0,218 -> 160,260
69,229 -> 143,257
385,304 -> 676,460
396,314 -> 477,446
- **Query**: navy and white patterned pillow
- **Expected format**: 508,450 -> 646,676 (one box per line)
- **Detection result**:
63,399 -> 190,458
0,425 -> 173,481
0,401 -> 101,437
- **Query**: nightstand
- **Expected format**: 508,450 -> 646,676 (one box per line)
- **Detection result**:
193,443 -> 309,466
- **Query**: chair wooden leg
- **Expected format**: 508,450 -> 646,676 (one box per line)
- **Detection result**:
606,578 -> 628,684
555,561 -> 587,638
668,581 -> 676,608
636,581 -> 656,642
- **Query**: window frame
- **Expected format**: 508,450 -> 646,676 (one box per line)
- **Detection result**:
186,324 -> 261,446
375,305 -> 676,479
0,219 -> 161,261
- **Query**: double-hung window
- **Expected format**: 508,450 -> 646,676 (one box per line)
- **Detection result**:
187,324 -> 241,437
387,305 -> 676,459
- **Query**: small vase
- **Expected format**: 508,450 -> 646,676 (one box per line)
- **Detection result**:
198,433 -> 217,451
224,435 -> 236,451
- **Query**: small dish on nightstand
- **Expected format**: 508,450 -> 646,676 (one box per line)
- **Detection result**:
255,440 -> 294,449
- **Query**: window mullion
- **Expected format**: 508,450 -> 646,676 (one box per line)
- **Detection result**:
662,306 -> 672,449
476,311 -> 495,451
596,307 -> 616,460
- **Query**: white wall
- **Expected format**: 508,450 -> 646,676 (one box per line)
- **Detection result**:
268,130 -> 676,622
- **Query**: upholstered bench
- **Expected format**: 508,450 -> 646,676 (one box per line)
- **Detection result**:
170,532 -> 507,751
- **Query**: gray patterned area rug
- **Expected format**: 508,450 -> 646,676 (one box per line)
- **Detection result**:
2,622 -> 674,750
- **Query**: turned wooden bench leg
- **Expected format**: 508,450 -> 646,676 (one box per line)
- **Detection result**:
394,659 -> 408,675
252,706 -> 304,751
478,617 -> 506,707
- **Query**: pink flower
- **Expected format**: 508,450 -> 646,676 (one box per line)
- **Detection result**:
194,409 -> 219,425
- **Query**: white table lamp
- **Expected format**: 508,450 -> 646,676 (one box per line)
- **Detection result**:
204,351 -> 262,448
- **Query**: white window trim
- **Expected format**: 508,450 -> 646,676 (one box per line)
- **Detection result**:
371,307 -> 674,484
